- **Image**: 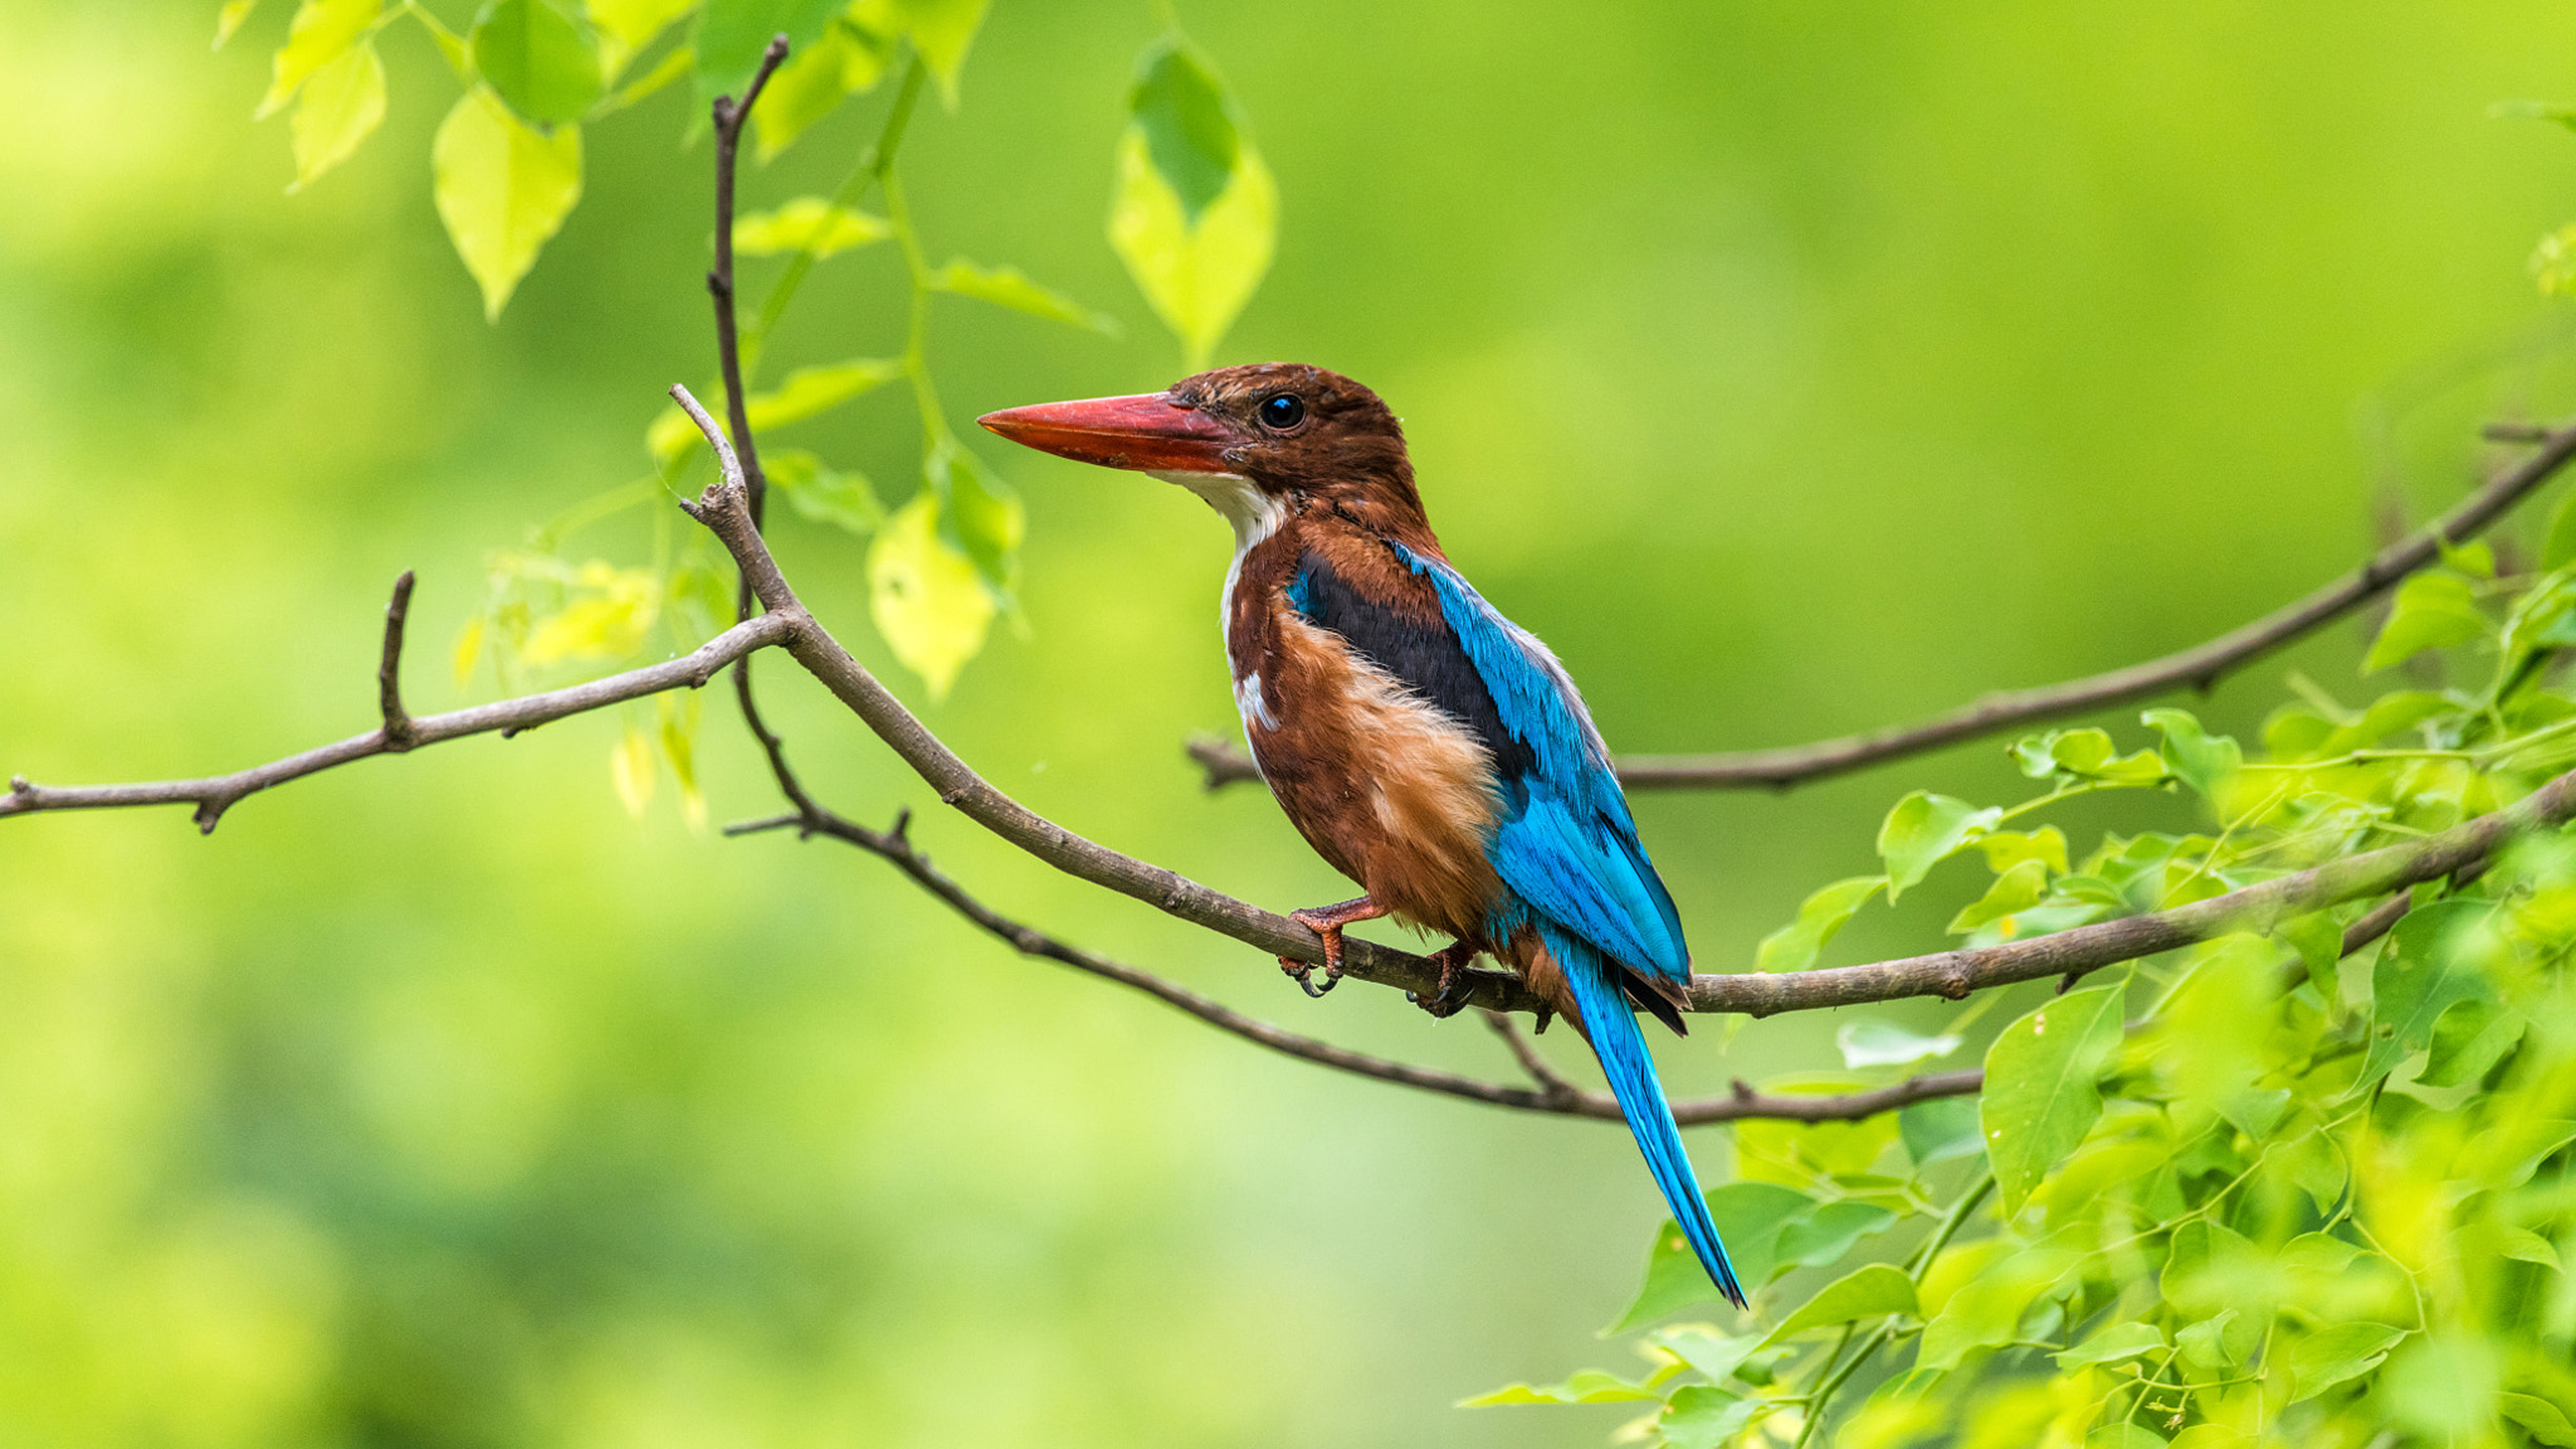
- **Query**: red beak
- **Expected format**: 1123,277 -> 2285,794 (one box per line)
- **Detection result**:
976,392 -> 1234,473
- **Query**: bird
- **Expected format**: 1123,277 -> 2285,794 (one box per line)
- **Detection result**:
978,363 -> 1745,1307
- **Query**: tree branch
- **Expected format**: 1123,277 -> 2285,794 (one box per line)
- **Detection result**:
377,570 -> 421,750
722,808 -> 1980,1126
1186,419 -> 2576,792
707,32 -> 791,529
1,591 -> 794,833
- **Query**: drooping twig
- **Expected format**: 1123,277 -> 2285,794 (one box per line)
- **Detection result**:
1186,419 -> 2576,792
1,590 -> 794,833
1481,1010 -> 1582,1106
722,807 -> 1979,1125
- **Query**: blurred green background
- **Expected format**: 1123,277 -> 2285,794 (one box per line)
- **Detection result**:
7,2 -> 2576,1444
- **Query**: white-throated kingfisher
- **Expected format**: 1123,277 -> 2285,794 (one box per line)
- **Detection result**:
979,364 -> 1745,1306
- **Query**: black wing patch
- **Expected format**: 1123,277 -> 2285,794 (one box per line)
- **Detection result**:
1287,549 -> 1538,784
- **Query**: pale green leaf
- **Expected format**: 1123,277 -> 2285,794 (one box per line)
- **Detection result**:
1658,1387 -> 1772,1449
1980,985 -> 2125,1214
2055,1320 -> 2165,1369
751,22 -> 886,159
2286,1322 -> 2404,1401
1947,857 -> 2047,934
1607,1183 -> 1813,1333
586,0 -> 694,63
1109,42 -> 1274,369
451,616 -> 487,688
1836,1020 -> 1962,1069
256,0 -> 378,116
590,42 -> 693,116
2498,1224 -> 2561,1269
735,197 -> 890,257
471,0 -> 606,124
1456,1369 -> 1663,1407
929,258 -> 1116,333
925,438 -> 1024,595
656,690 -> 705,832
767,449 -> 883,535
2503,1392 -> 2576,1446
519,562 -> 658,664
2358,900 -> 2499,1089
610,722 -> 655,819
216,0 -> 262,49
2142,708 -> 2243,799
2176,1309 -> 2241,1368
2365,571 -> 2491,672
1917,1242 -> 2080,1369
695,0 -> 843,101
869,493 -> 995,698
1876,792 -> 2000,901
851,0 -> 988,106
2010,727 -> 2167,785
756,357 -> 905,429
431,89 -> 584,319
1756,1264 -> 1917,1346
1754,875 -> 1883,973
1770,1201 -> 1898,1271
1978,827 -> 2068,875
1899,1096 -> 1982,1168
286,38 -> 385,191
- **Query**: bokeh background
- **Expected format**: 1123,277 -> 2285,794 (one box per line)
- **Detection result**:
8,2 -> 2576,1444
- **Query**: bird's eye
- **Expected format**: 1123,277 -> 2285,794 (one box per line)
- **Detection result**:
1258,394 -> 1305,430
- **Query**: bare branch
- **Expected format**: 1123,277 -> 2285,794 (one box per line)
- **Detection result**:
1481,1010 -> 1582,1106
377,570 -> 421,750
724,808 -> 1980,1126
1187,419 -> 2576,792
1,605 -> 795,833
706,31 -> 792,527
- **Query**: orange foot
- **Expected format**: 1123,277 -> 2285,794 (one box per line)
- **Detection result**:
1276,895 -> 1389,998
1409,939 -> 1485,1018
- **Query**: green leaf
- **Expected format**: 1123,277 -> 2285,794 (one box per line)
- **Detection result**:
656,690 -> 704,831
1457,1368 -> 1665,1407
2503,1392 -> 2576,1446
2545,491 -> 2576,572
590,42 -> 693,117
869,492 -> 996,698
2273,910 -> 2342,997
1753,875 -> 1882,973
751,21 -> 885,160
928,258 -> 1116,333
1656,1387 -> 1771,1449
2497,1224 -> 2561,1270
2009,727 -> 2167,785
872,0 -> 989,106
611,720 -> 655,818
431,89 -> 584,320
2419,998 -> 2524,1088
255,0 -> 379,117
734,197 -> 890,257
2358,900 -> 2500,1089
285,38 -> 385,191
586,0 -> 695,59
2142,708 -> 2243,800
216,0 -> 264,50
1607,1183 -> 1813,1332
694,0 -> 841,102
1771,1201 -> 1898,1271
1947,857 -> 2047,934
2365,571 -> 2491,672
1980,985 -> 2125,1214
1876,792 -> 2000,901
1756,1264 -> 1916,1346
766,449 -> 883,535
1917,1242 -> 2079,1369
1130,38 -> 1237,221
1899,1096 -> 1983,1168
1836,1020 -> 1962,1069
1978,827 -> 2068,875
644,363 -> 904,468
2176,1308 -> 2241,1368
1109,38 -> 1275,368
2436,535 -> 2496,579
2055,1320 -> 2165,1369
471,0 -> 606,125
2286,1322 -> 2404,1401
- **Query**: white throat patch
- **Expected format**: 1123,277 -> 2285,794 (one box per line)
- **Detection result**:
1153,469 -> 1288,736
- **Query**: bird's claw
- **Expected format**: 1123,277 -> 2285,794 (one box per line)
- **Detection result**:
1411,941 -> 1482,1018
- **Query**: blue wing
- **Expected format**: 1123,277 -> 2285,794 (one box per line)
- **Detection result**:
1387,543 -> 1690,981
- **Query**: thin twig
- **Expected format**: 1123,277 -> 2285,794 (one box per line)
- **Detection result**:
1187,419 -> 2576,792
1481,1009 -> 1582,1106
376,570 -> 420,750
707,32 -> 791,530
1,605 -> 794,833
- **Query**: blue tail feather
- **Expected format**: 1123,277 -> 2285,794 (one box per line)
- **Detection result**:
1546,921 -> 1748,1309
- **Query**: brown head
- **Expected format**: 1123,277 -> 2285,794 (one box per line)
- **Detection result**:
977,364 -> 1432,547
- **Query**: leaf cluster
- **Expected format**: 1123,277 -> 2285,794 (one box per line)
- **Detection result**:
1484,553 -> 2576,1445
